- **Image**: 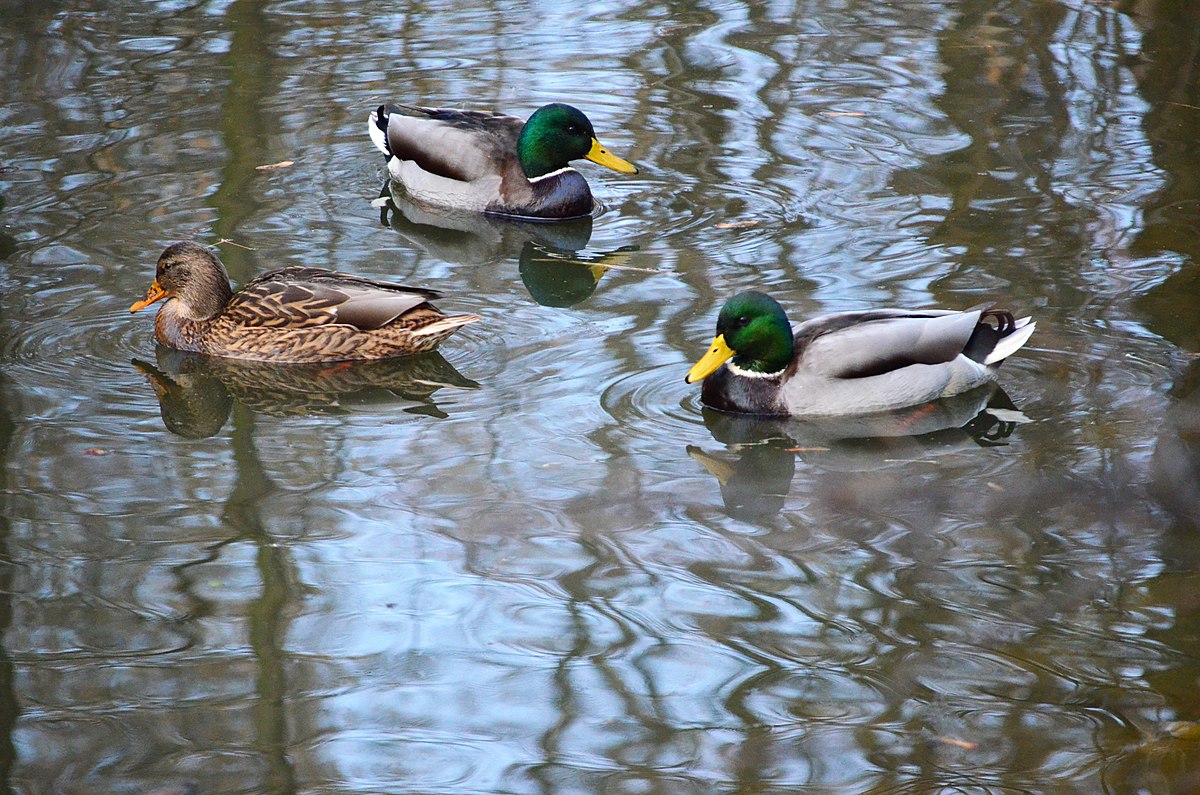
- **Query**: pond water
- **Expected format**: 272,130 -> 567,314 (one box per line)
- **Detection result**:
2,0 -> 1200,792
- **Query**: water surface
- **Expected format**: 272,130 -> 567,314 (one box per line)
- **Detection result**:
2,0 -> 1200,792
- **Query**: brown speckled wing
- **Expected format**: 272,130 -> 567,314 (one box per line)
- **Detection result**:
224,268 -> 442,331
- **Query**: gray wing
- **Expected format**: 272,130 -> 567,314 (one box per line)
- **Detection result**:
797,309 -> 983,379
381,104 -> 524,182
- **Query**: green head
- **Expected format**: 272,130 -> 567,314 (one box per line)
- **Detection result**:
686,291 -> 794,383
517,103 -> 638,179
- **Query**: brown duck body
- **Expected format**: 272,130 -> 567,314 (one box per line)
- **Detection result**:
132,244 -> 480,364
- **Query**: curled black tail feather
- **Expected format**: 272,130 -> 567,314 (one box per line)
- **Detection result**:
981,308 -> 1015,334
963,309 -> 1017,364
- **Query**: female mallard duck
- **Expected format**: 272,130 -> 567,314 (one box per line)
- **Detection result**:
368,102 -> 637,220
686,291 -> 1036,417
130,242 -> 481,364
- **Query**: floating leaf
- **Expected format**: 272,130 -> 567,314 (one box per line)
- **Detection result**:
255,160 -> 294,171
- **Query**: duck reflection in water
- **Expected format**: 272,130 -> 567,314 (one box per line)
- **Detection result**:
688,385 -> 1027,520
1150,358 -> 1200,531
134,346 -> 479,438
375,183 -> 639,307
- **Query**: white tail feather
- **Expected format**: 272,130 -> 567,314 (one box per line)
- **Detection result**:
985,319 -> 1036,365
367,109 -> 390,156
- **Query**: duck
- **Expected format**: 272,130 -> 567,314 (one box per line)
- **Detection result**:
129,242 -> 481,364
685,291 -> 1036,417
368,102 -> 637,220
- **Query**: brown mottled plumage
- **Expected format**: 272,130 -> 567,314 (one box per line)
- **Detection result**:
130,242 -> 481,363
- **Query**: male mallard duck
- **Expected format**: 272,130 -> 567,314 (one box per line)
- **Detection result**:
130,242 -> 481,364
368,102 -> 637,220
686,291 -> 1036,417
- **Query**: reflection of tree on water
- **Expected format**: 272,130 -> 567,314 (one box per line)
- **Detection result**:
173,402 -> 296,794
1126,355 -> 1200,794
897,4 -> 1200,790
1116,5 -> 1200,788
689,386 -> 1026,520
0,374 -> 17,789
0,194 -> 18,262
200,0 -> 301,789
1128,0 -> 1200,267
1148,348 -> 1200,531
1130,0 -> 1200,506
134,347 -> 479,437
0,172 -> 19,795
1130,0 -> 1200,530
377,184 -> 640,307
1139,265 -> 1200,526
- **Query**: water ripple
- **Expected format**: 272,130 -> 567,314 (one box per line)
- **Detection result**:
599,360 -> 704,438
2,280 -> 149,388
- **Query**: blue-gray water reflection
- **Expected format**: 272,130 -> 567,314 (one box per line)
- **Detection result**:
3,0 -> 1200,792
691,386 -> 1025,519
377,186 -> 646,308
137,347 -> 480,435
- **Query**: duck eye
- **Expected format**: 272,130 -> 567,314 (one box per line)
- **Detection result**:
737,316 -> 750,327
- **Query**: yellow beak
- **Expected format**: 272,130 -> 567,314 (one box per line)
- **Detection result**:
130,278 -> 169,313
686,334 -> 735,383
586,137 -> 638,174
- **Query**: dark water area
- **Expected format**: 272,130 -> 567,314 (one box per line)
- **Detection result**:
2,0 -> 1200,792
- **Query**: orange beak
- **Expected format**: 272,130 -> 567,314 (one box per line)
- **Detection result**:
130,278 -> 169,313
